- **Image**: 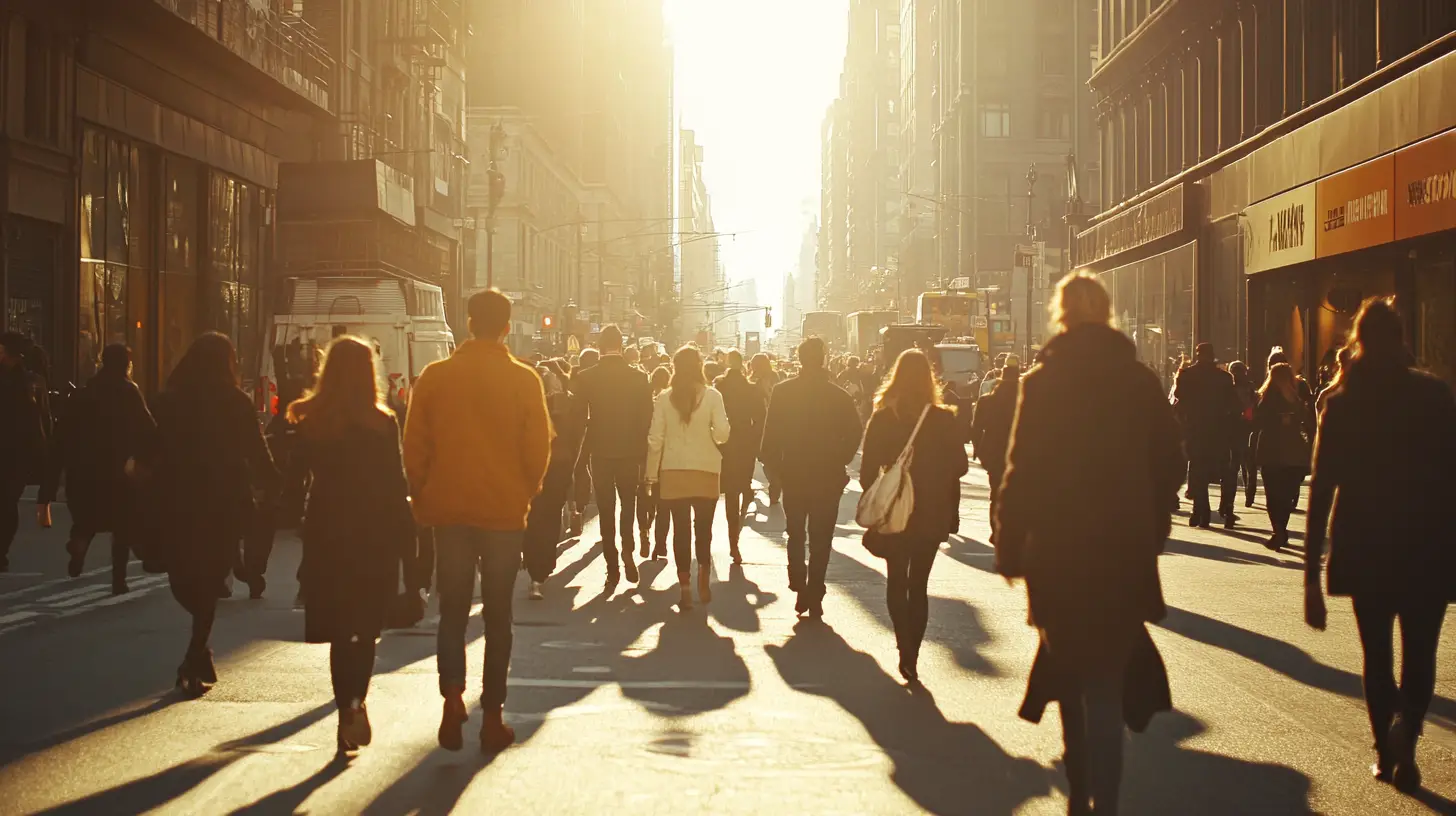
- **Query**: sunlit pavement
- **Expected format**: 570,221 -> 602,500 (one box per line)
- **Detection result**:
0,472 -> 1453,815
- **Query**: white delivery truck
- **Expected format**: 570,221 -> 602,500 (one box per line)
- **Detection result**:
259,276 -> 455,414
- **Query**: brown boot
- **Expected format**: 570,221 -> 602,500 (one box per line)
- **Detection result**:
697,566 -> 712,604
678,582 -> 694,611
480,705 -> 516,754
438,691 -> 467,751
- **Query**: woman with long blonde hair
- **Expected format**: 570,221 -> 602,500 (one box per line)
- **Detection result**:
288,336 -> 414,753
860,349 -> 968,682
645,345 -> 731,609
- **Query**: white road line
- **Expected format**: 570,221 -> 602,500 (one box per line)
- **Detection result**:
0,620 -> 35,638
0,566 -> 112,601
49,588 -> 113,609
507,679 -> 815,690
0,610 -> 41,627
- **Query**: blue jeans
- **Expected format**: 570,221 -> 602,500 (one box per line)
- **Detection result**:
435,526 -> 523,708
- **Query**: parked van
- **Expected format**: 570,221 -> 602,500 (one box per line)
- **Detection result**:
258,277 -> 455,414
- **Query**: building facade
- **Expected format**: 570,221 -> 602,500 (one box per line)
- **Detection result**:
678,129 -> 723,345
1080,0 -> 1456,388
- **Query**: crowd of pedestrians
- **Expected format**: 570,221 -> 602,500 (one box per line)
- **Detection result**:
1,271 -> 1452,812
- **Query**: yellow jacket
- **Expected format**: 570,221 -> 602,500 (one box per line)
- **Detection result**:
403,340 -> 552,531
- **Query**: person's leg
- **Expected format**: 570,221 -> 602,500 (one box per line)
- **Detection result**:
782,492 -> 808,592
477,531 -> 523,712
1261,467 -> 1291,537
1219,446 -> 1239,518
67,523 -> 95,577
668,499 -> 692,583
524,464 -> 569,585
805,493 -> 840,612
110,530 -> 131,592
1082,666 -> 1127,814
636,481 -> 653,553
905,541 -> 936,657
329,641 -> 350,709
653,492 -> 670,558
615,459 -> 639,559
1352,595 -> 1399,766
884,550 -> 909,650
434,528 -> 477,700
1059,693 -> 1092,815
724,491 -> 744,552
692,497 -> 716,602
1241,442 -> 1257,506
985,467 -> 1004,514
353,638 -> 377,703
0,474 -> 24,568
592,456 -> 621,576
1394,598 -> 1448,752
1189,468 -> 1210,525
242,502 -> 276,594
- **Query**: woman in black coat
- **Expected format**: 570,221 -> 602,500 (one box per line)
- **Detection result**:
525,359 -> 587,599
994,274 -> 1186,816
715,350 -> 767,564
152,333 -> 277,694
42,344 -> 156,594
860,349 -> 968,684
1251,362 -> 1313,551
1305,298 -> 1456,790
288,336 -> 414,753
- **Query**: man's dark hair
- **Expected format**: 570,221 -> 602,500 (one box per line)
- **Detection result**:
599,324 -> 623,352
99,344 -> 132,375
468,289 -> 512,340
798,337 -> 826,370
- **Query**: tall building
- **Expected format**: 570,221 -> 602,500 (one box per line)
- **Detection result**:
465,0 -> 674,351
1080,1 -> 1455,388
678,129 -> 723,345
898,0 -> 938,314
930,0 -> 1098,327
820,0 -> 901,314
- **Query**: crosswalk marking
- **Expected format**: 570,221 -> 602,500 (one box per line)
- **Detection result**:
0,568 -> 171,639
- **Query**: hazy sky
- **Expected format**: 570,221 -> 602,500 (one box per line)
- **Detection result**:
664,0 -> 849,335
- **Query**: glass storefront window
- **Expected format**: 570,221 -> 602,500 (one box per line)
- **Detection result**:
1415,258 -> 1456,386
78,131 -> 106,382
161,158 -> 199,383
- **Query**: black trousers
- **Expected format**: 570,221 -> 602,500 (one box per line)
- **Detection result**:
1261,466 -> 1304,534
885,539 -> 937,659
665,497 -> 715,580
0,473 -> 25,559
652,491 -> 670,556
239,502 -> 276,584
70,521 -> 133,585
1223,431 -> 1250,511
783,490 -> 840,601
1352,594 -> 1448,750
329,638 -> 377,708
984,465 -> 1006,515
403,526 -> 433,595
723,491 -> 750,548
592,456 -> 640,564
524,459 -> 573,583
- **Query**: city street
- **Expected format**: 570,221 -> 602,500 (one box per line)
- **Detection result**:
0,465 -> 1453,816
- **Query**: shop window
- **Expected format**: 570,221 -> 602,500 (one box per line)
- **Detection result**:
161,158 -> 199,383
1415,258 -> 1456,387
205,173 -> 264,382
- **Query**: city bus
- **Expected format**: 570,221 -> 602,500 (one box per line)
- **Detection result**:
917,291 -> 991,351
802,310 -> 846,351
846,309 -> 900,358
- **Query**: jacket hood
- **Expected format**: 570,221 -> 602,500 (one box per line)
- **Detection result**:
1041,323 -> 1136,367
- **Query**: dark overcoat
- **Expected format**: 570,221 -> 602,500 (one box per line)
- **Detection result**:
994,324 -> 1186,675
714,369 -> 766,494
1306,363 -> 1456,601
46,373 -> 156,532
758,369 -> 863,498
860,403 -> 969,553
1172,359 -> 1238,484
292,414 -> 415,643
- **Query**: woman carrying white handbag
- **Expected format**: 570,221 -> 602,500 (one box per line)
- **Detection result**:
858,349 -> 969,683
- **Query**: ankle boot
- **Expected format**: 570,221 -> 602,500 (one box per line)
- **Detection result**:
480,705 -> 515,753
439,692 -> 467,751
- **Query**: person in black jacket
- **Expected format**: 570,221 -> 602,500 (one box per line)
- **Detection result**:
571,326 -> 653,587
41,345 -> 156,594
861,349 -> 968,683
715,350 -> 766,564
995,274 -> 1185,815
524,359 -> 587,599
0,332 -> 48,573
1251,363 -> 1313,551
1305,298 -> 1456,791
152,333 -> 278,695
971,355 -> 1021,510
759,337 -> 862,618
287,336 -> 415,753
1172,342 -> 1239,528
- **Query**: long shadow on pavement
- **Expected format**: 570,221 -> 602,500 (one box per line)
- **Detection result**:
766,619 -> 1052,815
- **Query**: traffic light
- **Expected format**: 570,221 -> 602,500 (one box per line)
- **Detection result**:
542,314 -> 556,330
763,307 -> 773,328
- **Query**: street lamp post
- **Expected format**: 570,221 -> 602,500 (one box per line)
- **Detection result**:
484,123 -> 506,290
1024,164 -> 1039,361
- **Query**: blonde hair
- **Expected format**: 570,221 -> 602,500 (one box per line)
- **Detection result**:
1051,272 -> 1112,331
874,348 -> 942,416
287,336 -> 392,433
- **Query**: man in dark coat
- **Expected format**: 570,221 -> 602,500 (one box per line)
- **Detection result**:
971,355 -> 1021,510
0,332 -> 48,573
570,325 -> 653,587
1172,342 -> 1239,528
714,351 -> 766,563
759,337 -> 863,618
994,275 -> 1185,815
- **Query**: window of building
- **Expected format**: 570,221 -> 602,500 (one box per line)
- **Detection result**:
980,103 -> 1011,138
160,158 -> 199,382
24,29 -> 60,145
981,41 -> 1009,77
1041,39 -> 1072,76
1038,101 -> 1071,140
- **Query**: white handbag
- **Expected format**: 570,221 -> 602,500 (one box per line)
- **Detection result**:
855,405 -> 931,534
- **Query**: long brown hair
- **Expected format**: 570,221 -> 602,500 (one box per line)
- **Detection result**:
874,348 -> 941,417
1258,362 -> 1298,403
288,336 -> 393,433
167,332 -> 239,392
668,345 -> 706,423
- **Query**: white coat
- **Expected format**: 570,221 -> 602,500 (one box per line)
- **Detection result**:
645,386 -> 732,480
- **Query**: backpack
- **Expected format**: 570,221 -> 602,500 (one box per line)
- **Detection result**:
855,405 -> 931,535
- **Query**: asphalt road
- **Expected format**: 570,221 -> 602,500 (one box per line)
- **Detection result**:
0,468 -> 1453,815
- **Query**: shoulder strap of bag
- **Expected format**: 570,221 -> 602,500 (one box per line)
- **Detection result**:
894,404 -> 933,464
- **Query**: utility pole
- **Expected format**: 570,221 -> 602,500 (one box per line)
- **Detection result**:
1025,164 -> 1039,361
484,122 -> 506,290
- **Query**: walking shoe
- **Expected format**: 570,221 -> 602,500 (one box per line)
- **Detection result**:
788,570 -> 805,593
897,649 -> 919,684
438,694 -> 468,751
639,536 -> 650,559
678,583 -> 694,611
794,592 -> 809,616
339,701 -> 372,749
1263,531 -> 1288,552
195,648 -> 218,684
66,541 -> 85,578
569,511 -> 584,537
623,553 -> 639,584
1244,495 -> 1256,508
729,543 -> 743,565
247,576 -> 266,600
528,581 -> 544,600
480,705 -> 515,754
697,568 -> 712,604
1221,512 -> 1237,529
111,581 -> 129,596
807,598 -> 824,619
604,568 -> 620,591
652,547 -> 668,561
1389,717 -> 1422,791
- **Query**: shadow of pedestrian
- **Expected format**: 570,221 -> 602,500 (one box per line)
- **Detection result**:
31,703 -> 336,815
229,752 -> 353,815
1162,536 -> 1302,570
1122,710 -> 1314,814
766,620 -> 1052,815
360,749 -> 506,816
711,563 -> 777,634
620,609 -> 751,716
0,693 -> 183,765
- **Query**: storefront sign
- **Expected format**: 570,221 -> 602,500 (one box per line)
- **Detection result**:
1242,183 -> 1317,274
1395,129 -> 1456,241
1316,155 -> 1395,258
1076,185 -> 1185,267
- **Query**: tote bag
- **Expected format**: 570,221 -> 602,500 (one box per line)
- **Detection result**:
855,405 -> 931,534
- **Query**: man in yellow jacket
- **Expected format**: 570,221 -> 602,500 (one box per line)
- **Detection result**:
403,289 -> 551,754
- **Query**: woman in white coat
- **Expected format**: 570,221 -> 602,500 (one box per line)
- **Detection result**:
646,345 -> 731,609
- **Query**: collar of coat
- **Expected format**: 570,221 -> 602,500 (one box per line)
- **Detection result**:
455,339 -> 511,359
1041,323 -> 1137,365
